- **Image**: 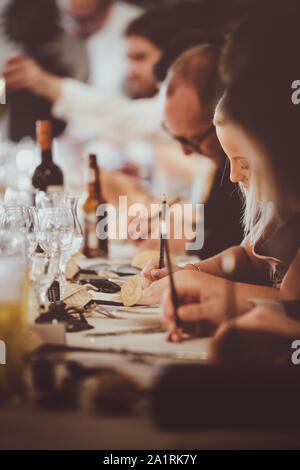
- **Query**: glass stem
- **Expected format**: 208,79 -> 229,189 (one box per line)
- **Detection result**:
59,253 -> 68,298
38,290 -> 47,314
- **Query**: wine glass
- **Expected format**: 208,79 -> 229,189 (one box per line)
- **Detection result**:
0,205 -> 38,259
25,207 -> 38,258
65,196 -> 84,255
0,229 -> 26,260
4,187 -> 35,207
36,193 -> 83,255
29,253 -> 59,314
0,205 -> 6,228
37,207 -> 74,295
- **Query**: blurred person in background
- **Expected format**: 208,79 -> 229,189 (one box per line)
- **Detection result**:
2,2 -> 249,213
3,6 -> 217,197
58,0 -> 142,94
1,0 -> 89,142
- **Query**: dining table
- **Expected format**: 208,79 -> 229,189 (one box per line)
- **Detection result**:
1,243 -> 300,450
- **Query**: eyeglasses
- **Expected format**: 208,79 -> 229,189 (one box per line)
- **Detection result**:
162,122 -> 215,155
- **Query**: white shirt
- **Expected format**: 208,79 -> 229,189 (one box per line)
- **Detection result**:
85,1 -> 142,94
52,78 -> 170,144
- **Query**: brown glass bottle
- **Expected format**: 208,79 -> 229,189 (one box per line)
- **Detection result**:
32,120 -> 64,193
83,154 -> 109,258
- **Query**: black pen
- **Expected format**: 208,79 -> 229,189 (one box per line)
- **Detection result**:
159,194 -> 167,269
165,237 -> 182,329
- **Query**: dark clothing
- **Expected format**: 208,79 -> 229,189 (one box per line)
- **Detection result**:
283,300 -> 300,320
256,213 -> 300,271
7,31 -> 89,142
190,158 -> 244,259
261,214 -> 300,316
254,212 -> 300,287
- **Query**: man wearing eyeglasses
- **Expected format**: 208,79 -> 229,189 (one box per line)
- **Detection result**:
161,45 -> 244,259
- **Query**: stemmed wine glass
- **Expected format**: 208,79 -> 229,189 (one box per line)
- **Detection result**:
0,229 -> 26,260
36,193 -> 84,255
35,191 -> 65,209
37,207 -> 74,295
29,252 -> 59,314
65,196 -> 84,255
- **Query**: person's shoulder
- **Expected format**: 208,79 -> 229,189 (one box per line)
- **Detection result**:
114,1 -> 143,19
55,30 -> 87,52
109,2 -> 143,32
45,31 -> 89,81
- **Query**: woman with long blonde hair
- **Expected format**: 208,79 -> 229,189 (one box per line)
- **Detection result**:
140,0 -> 300,350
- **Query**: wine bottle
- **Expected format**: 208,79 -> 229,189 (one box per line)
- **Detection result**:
32,120 -> 64,194
83,154 -> 109,258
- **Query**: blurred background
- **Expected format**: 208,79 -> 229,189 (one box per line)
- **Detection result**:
0,0 -> 255,200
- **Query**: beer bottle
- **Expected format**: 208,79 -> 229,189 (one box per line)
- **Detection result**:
83,154 -> 109,258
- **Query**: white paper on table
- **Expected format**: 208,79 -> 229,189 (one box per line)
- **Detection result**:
89,291 -> 121,303
76,257 -> 112,270
67,317 -> 211,361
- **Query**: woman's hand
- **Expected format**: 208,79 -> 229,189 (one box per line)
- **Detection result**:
139,268 -> 209,305
161,271 -> 242,340
139,269 -> 232,341
141,257 -> 183,288
141,256 -> 200,289
163,293 -> 231,341
160,270 -> 254,341
211,305 -> 300,365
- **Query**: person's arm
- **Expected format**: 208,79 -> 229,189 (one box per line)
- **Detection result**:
280,248 -> 300,300
142,244 -> 270,285
149,269 -> 281,336
53,80 -> 169,144
194,236 -> 271,284
3,55 -> 63,101
3,55 -> 170,144
101,169 -> 152,208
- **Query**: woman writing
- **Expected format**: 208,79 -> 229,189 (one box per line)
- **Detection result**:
141,0 -> 300,348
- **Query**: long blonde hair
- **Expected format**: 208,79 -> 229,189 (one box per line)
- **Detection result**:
214,95 -> 274,245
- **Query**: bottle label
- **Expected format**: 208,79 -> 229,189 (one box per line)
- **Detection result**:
84,214 -> 98,249
89,168 -> 96,184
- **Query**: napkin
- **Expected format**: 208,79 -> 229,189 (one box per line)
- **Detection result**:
66,253 -> 85,280
63,282 -> 98,308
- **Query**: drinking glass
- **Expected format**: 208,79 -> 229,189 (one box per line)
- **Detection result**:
65,196 -> 84,255
35,191 -> 65,209
4,187 -> 35,207
37,207 -> 74,294
0,229 -> 26,261
0,254 -> 27,398
29,252 -> 59,313
0,205 -> 38,259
